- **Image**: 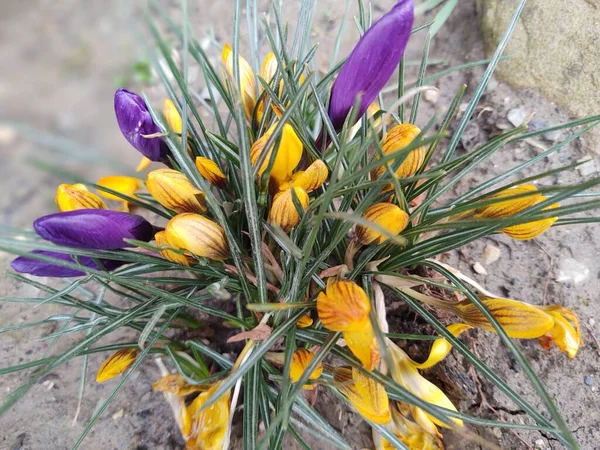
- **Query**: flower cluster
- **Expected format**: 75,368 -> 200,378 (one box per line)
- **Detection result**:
6,0 -> 592,448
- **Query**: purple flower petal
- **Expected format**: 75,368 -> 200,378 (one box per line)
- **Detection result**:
328,0 -> 414,131
11,250 -> 125,277
114,88 -> 169,161
33,209 -> 154,250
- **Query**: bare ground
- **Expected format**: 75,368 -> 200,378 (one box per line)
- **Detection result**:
0,1 -> 598,449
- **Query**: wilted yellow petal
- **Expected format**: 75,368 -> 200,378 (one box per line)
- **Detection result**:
152,373 -> 208,396
538,306 -> 582,358
268,186 -> 309,233
55,183 -> 107,212
289,348 -> 323,390
181,404 -> 193,438
155,231 -> 193,267
379,404 -> 443,450
296,314 -> 313,328
317,280 -> 371,332
97,175 -> 142,211
165,213 -> 230,261
455,297 -> 555,339
291,159 -> 329,192
343,324 -> 380,371
136,156 -> 152,172
187,382 -> 231,450
251,122 -> 303,183
355,203 -> 410,245
502,203 -> 558,240
195,156 -> 227,188
96,348 -> 137,383
372,124 -> 425,180
389,341 -> 462,428
147,168 -> 207,214
222,44 -> 257,121
334,367 -> 391,424
412,323 -> 472,370
163,98 -> 183,134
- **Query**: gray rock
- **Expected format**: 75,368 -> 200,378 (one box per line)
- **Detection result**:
507,107 -> 528,127
477,0 -> 600,152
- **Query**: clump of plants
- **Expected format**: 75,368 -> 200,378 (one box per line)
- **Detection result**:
2,0 -> 598,449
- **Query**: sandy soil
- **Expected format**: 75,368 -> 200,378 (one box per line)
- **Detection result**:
0,1 -> 598,449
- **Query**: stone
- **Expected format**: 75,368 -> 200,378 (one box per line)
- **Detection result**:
473,262 -> 488,275
477,0 -> 600,152
507,107 -> 528,127
482,244 -> 501,265
556,257 -> 590,284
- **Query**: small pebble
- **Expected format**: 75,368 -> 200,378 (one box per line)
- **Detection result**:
534,438 -> 548,450
0,126 -> 16,145
577,158 -> 598,177
491,427 -> 502,438
507,107 -> 528,127
482,244 -> 501,265
542,129 -> 562,143
584,375 -> 593,386
473,262 -> 488,275
485,77 -> 499,94
423,88 -> 440,104
589,318 -> 596,327
556,258 -> 590,284
112,408 -> 125,420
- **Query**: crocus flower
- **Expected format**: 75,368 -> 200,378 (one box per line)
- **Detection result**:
163,98 -> 183,134
268,186 -> 309,233
289,349 -> 323,390
296,314 -> 314,329
11,250 -> 124,277
97,175 -> 142,212
154,231 -> 195,267
376,403 -> 443,450
222,44 -> 257,121
55,183 -> 107,212
33,209 -> 154,250
371,124 -> 426,181
355,203 -> 410,245
114,88 -> 169,161
165,213 -> 230,261
96,348 -> 138,382
333,366 -> 391,424
250,122 -> 303,185
195,156 -> 227,188
317,279 -> 380,371
289,159 -> 329,193
472,185 -> 559,240
146,168 -> 207,214
328,0 -> 414,131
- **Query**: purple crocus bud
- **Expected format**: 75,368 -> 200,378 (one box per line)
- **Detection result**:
11,250 -> 125,278
33,209 -> 154,250
114,88 -> 169,161
328,0 -> 414,131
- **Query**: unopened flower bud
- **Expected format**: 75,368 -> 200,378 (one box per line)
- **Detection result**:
195,156 -> 227,188
355,203 -> 410,245
55,183 -> 107,212
222,44 -> 257,121
372,124 -> 426,180
163,98 -> 183,134
155,231 -> 193,266
251,123 -> 303,184
289,349 -> 323,390
291,159 -> 329,192
165,213 -> 230,261
268,186 -> 309,233
147,169 -> 207,214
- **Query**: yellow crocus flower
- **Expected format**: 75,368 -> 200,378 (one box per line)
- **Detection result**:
268,185 -> 309,233
334,366 -> 391,425
97,175 -> 142,212
96,348 -> 137,383
165,213 -> 230,261
355,203 -> 410,246
154,230 -> 194,267
146,168 -> 207,214
317,279 -> 380,371
250,122 -> 303,184
195,156 -> 227,188
186,382 -> 231,450
372,124 -> 426,180
289,348 -> 323,390
222,44 -> 257,121
163,98 -> 183,134
290,159 -> 329,193
296,314 -> 313,328
55,183 -> 107,212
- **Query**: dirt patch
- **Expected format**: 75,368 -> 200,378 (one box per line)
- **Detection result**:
1,1 -> 598,449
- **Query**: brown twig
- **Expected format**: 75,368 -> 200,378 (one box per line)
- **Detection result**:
585,324 -> 600,356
